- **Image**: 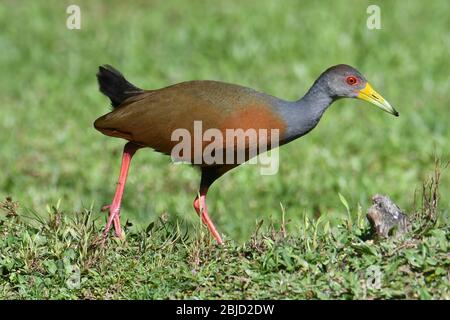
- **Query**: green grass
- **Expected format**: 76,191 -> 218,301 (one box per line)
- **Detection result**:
0,0 -> 449,299
0,175 -> 448,299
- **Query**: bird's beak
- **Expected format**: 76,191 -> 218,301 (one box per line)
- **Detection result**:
357,83 -> 399,117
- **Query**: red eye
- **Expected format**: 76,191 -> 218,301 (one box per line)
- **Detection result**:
346,76 -> 358,85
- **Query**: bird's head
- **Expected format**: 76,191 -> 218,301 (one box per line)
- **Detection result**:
320,64 -> 399,116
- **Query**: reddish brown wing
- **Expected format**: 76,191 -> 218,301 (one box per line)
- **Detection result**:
94,80 -> 286,163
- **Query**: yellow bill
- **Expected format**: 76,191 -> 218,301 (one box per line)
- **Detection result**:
357,83 -> 399,117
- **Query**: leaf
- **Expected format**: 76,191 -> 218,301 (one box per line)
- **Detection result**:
338,193 -> 350,213
418,287 -> 432,300
338,192 -> 352,229
43,260 -> 58,274
146,221 -> 155,234
351,242 -> 379,256
323,221 -> 331,235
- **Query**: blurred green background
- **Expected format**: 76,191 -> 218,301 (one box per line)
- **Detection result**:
0,0 -> 448,241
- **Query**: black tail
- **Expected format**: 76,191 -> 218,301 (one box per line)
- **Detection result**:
97,65 -> 143,108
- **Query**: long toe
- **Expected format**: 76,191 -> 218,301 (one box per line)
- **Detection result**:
103,206 -> 120,237
113,215 -> 125,239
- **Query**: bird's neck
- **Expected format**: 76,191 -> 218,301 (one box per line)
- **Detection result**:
299,81 -> 335,117
278,82 -> 335,144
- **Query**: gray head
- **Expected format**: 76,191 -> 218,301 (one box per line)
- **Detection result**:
315,64 -> 399,116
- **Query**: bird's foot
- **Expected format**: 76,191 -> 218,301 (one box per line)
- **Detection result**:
101,204 -> 125,239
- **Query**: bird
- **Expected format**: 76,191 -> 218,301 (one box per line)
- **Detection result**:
94,64 -> 398,245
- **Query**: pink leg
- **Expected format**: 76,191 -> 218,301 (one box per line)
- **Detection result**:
193,187 -> 223,245
103,142 -> 141,238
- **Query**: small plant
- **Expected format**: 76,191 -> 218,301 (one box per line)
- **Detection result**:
412,157 -> 447,237
0,197 -> 19,218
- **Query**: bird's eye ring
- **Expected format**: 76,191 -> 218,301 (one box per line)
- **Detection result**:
346,76 -> 358,85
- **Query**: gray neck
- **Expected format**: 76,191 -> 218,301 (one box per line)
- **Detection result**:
277,81 -> 335,144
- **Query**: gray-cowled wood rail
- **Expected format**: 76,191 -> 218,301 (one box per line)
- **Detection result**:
94,64 -> 398,244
